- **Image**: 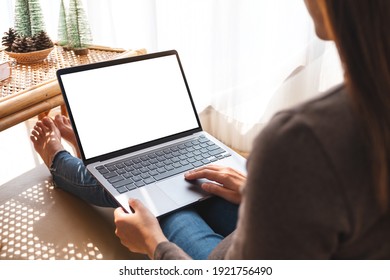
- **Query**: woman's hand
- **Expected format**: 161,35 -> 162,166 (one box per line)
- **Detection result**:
114,199 -> 168,259
184,165 -> 246,204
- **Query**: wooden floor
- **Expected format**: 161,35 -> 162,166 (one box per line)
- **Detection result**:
0,114 -> 142,260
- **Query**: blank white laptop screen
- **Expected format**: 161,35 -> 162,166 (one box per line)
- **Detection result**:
60,54 -> 199,160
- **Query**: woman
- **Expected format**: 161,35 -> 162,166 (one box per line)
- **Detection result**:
113,0 -> 390,259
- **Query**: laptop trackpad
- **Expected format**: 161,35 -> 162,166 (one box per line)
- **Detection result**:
119,184 -> 178,217
156,176 -> 210,206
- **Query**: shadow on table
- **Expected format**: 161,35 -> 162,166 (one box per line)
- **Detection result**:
0,164 -> 144,260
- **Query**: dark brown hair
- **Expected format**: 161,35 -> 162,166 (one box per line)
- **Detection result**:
324,0 -> 390,210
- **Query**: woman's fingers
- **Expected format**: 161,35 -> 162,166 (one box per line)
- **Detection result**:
185,165 -> 246,189
185,165 -> 237,183
201,182 -> 241,204
114,206 -> 126,218
185,165 -> 246,205
114,199 -> 167,258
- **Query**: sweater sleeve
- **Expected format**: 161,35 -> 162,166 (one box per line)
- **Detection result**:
154,241 -> 192,260
225,111 -> 350,259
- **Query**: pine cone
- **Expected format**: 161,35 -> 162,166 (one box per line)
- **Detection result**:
33,31 -> 54,50
2,28 -> 18,51
11,37 -> 37,53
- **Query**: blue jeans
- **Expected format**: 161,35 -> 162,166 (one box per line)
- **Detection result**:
50,151 -> 238,259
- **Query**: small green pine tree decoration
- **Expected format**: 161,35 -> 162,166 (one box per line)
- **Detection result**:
14,0 -> 46,38
2,0 -> 54,57
57,0 -> 69,47
67,0 -> 92,54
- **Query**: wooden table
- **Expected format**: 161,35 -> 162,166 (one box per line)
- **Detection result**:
0,45 -> 146,131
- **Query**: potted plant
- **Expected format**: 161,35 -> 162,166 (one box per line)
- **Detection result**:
67,0 -> 93,55
2,28 -> 54,64
1,0 -> 54,64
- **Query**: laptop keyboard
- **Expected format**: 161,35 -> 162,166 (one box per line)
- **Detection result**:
95,135 -> 231,194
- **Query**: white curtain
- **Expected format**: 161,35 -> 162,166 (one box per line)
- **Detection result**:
1,0 -> 343,153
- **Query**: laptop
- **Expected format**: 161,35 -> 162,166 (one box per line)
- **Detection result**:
56,50 -> 246,217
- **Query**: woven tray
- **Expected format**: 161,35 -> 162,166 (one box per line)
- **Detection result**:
0,45 -> 127,99
5,47 -> 54,65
